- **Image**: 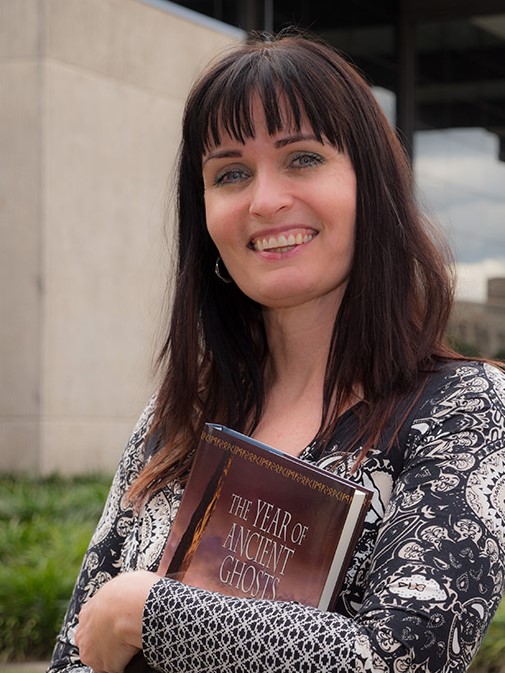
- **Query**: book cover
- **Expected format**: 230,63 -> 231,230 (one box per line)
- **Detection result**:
125,423 -> 372,673
158,423 -> 372,610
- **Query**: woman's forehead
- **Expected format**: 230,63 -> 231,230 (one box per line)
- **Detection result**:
203,92 -> 311,151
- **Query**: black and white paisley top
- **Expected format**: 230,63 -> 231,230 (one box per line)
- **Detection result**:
49,360 -> 505,673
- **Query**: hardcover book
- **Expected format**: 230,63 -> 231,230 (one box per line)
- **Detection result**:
125,423 -> 372,673
158,423 -> 372,610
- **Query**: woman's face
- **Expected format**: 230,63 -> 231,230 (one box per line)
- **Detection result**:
202,97 -> 356,313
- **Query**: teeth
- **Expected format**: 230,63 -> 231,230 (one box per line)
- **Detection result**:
252,232 -> 314,252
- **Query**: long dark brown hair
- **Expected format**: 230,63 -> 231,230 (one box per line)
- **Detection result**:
128,29 -> 459,504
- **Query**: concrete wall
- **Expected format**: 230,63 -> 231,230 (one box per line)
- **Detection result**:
0,0 -> 243,474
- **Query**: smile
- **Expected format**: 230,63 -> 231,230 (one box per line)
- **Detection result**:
250,231 -> 317,253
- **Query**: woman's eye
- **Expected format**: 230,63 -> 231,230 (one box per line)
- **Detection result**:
214,166 -> 249,186
291,152 -> 324,169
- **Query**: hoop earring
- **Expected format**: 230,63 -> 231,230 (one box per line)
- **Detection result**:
214,256 -> 233,284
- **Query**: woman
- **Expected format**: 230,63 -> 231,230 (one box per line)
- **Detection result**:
49,30 -> 505,673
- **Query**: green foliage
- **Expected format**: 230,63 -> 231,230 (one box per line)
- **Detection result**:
0,474 -> 111,663
447,336 -> 482,357
470,597 -> 505,672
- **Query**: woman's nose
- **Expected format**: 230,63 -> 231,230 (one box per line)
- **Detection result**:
248,171 -> 294,219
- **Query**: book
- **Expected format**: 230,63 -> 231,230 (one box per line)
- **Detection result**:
159,423 -> 372,609
125,423 -> 372,673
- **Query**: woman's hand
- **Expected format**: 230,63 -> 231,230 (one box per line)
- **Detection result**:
76,570 -> 160,673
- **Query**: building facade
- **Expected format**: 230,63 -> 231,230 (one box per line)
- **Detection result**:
450,278 -> 505,357
0,0 -> 243,474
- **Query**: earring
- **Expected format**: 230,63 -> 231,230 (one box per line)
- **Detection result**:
214,256 -> 233,284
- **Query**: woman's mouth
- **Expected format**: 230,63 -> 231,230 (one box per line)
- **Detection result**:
250,231 -> 317,253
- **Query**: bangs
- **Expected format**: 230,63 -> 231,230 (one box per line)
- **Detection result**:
194,48 -> 349,155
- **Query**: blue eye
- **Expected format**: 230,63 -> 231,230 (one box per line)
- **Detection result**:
214,167 -> 249,186
291,152 -> 324,168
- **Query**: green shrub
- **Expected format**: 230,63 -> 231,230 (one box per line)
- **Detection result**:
470,597 -> 505,672
447,336 -> 482,358
0,474 -> 111,663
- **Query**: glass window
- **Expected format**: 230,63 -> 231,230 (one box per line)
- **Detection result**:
413,14 -> 505,303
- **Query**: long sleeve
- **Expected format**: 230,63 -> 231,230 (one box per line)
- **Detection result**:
47,396 -> 158,673
140,362 -> 505,673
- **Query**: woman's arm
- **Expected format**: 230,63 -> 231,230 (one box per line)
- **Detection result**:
47,396 -> 157,673
71,363 -> 505,673
136,363 -> 505,673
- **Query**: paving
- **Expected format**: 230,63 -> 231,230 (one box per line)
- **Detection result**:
1,663 -> 48,673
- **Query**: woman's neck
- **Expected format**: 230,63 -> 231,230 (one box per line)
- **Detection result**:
263,299 -> 338,394
252,300 -> 340,456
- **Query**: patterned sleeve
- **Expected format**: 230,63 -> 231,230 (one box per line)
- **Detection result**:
141,363 -> 505,673
47,395 -> 157,673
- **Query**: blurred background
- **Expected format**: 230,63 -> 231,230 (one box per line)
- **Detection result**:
1,0 -> 505,476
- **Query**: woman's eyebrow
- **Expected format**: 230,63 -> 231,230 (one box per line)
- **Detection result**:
203,134 -> 320,165
203,149 -> 242,166
274,134 -> 320,148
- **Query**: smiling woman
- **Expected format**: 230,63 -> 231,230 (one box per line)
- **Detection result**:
202,98 -> 356,314
48,28 -> 505,673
